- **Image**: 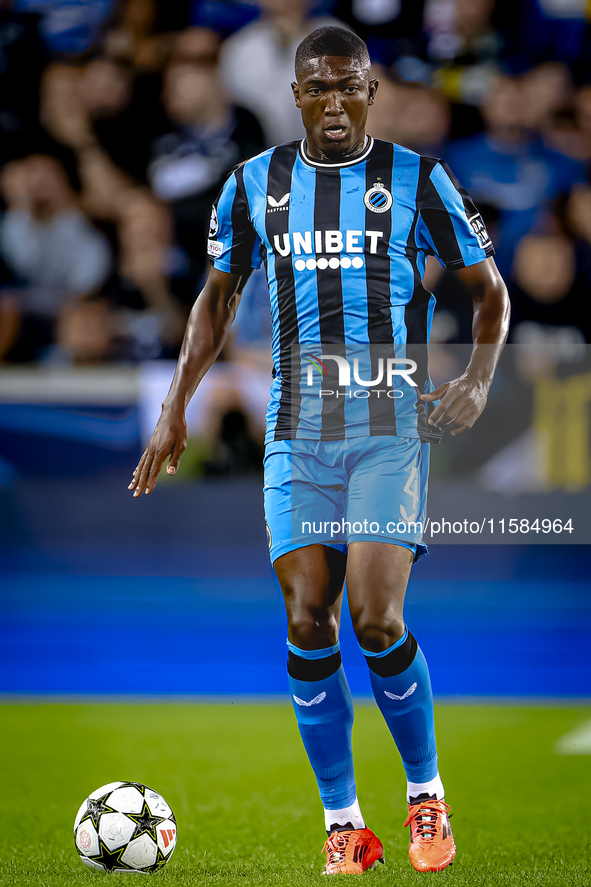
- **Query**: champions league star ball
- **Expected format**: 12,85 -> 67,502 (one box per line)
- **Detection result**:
73,781 -> 177,873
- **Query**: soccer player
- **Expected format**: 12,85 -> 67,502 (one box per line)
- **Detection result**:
129,27 -> 510,875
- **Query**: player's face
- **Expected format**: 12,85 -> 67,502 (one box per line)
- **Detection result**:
292,56 -> 378,161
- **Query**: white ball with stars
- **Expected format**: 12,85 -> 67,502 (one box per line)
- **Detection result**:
74,781 -> 177,872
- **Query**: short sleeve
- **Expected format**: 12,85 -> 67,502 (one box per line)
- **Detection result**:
415,159 -> 495,270
207,164 -> 262,273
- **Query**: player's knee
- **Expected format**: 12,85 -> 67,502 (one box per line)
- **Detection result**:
288,610 -> 339,650
353,614 -> 405,653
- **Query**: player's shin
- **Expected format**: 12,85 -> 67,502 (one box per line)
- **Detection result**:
287,641 -> 364,832
362,628 -> 444,802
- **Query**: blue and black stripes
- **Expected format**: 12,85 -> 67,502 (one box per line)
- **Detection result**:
264,142 -> 300,439
209,139 -> 494,444
364,140 -> 396,435
416,158 -> 495,269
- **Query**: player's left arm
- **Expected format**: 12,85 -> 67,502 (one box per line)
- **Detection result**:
420,256 -> 510,435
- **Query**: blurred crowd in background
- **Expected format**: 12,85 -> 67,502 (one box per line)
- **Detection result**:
2,0 -> 591,461
2,0 -> 591,368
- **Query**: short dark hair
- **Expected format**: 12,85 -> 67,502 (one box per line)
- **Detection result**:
295,26 -> 370,77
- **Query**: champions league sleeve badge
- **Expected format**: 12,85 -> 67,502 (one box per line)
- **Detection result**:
209,205 -> 219,237
207,204 -> 223,258
364,182 -> 393,213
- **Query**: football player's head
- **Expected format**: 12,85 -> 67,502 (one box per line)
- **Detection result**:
293,27 -> 378,161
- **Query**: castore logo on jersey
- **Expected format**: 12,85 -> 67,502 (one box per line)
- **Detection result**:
267,192 -> 290,212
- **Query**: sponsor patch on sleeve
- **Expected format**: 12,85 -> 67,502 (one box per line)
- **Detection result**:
207,239 -> 223,258
468,213 -> 492,249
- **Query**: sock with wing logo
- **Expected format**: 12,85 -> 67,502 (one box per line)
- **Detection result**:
362,628 -> 439,788
288,640 -> 359,816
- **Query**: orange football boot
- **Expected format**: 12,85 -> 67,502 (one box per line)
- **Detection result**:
322,827 -> 385,875
404,798 -> 456,872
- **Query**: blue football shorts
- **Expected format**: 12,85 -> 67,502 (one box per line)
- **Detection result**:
263,436 -> 429,565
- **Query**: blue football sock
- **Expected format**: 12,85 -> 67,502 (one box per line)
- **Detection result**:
287,641 -> 356,811
362,629 -> 438,784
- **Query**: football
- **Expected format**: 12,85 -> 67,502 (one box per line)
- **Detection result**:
73,781 -> 177,873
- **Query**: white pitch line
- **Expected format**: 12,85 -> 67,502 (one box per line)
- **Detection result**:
555,719 -> 591,755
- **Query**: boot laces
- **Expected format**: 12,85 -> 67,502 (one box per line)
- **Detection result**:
404,800 -> 450,843
322,831 -> 350,866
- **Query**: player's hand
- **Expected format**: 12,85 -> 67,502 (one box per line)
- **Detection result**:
128,408 -> 187,497
420,376 -> 489,436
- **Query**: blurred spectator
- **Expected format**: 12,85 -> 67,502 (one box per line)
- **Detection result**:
566,184 -> 591,297
549,85 -> 591,163
219,0 -> 340,146
77,57 -> 171,183
56,299 -> 117,365
426,0 -> 500,78
567,184 -> 591,246
0,2 -> 46,165
203,406 -> 264,476
147,59 -> 264,285
0,154 -> 111,362
367,71 -> 449,154
42,55 -> 172,188
79,57 -> 141,180
446,75 -> 586,277
332,0 -> 425,68
422,0 -> 505,139
521,62 -> 574,134
516,0 -> 591,73
41,62 -> 134,221
100,191 -> 188,360
509,233 -> 590,345
189,0 -> 337,41
170,25 -> 220,65
189,0 -> 261,40
575,86 -> 591,160
15,0 -> 114,55
28,189 -> 189,365
103,0 -> 171,72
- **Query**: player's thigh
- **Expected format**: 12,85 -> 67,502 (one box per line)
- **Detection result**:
346,541 -> 413,648
274,544 -> 347,648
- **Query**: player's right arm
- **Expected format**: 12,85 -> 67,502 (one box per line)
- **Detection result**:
128,266 -> 247,498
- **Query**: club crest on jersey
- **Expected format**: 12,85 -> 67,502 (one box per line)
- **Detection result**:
364,182 -> 392,214
267,192 -> 290,212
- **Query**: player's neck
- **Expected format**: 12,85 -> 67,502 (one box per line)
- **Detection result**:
303,134 -> 369,165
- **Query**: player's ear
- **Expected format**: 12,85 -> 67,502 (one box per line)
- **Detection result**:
368,78 -> 379,106
292,81 -> 301,108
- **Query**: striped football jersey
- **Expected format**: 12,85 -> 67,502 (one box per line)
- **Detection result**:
208,137 -> 494,443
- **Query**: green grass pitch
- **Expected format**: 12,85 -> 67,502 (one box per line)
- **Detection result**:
0,702 -> 589,886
